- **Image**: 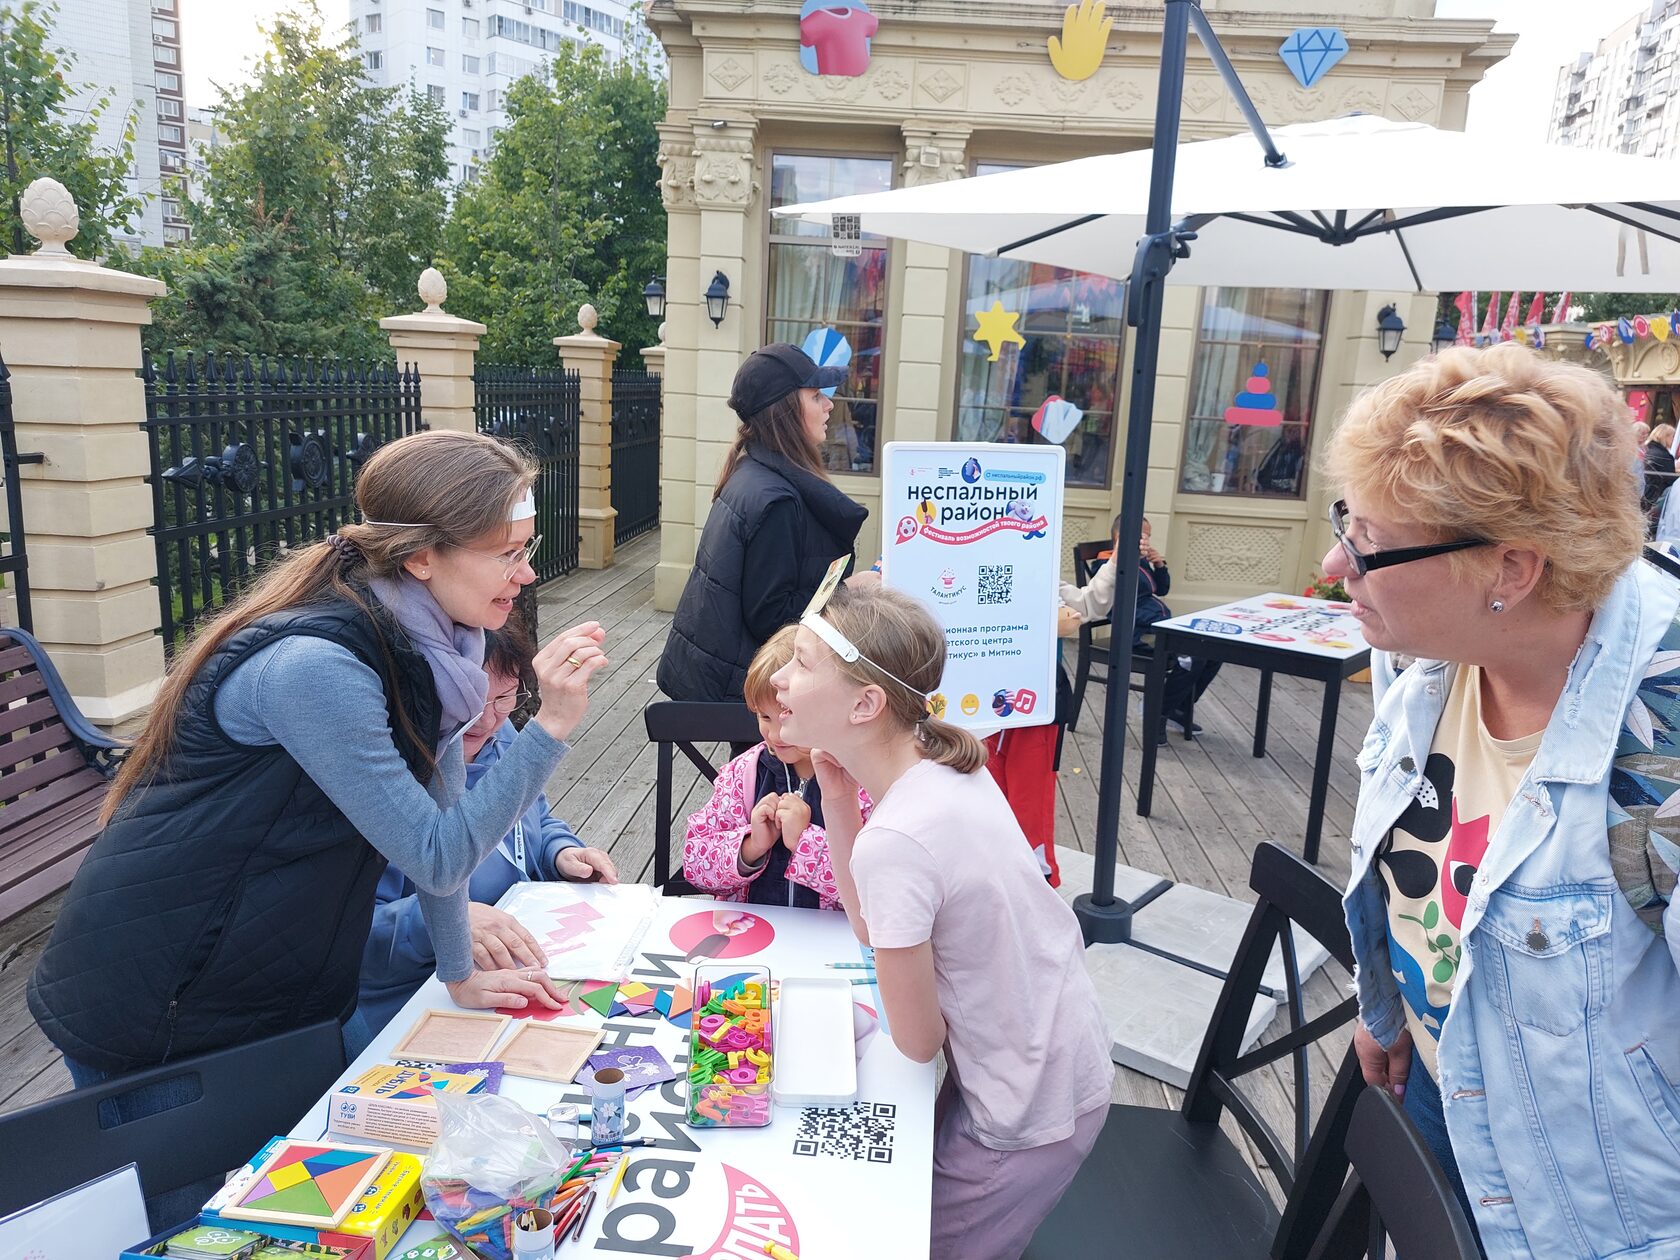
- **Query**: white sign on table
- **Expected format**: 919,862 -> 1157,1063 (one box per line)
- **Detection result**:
1155,592 -> 1369,658
880,441 -> 1064,731
290,886 -> 935,1260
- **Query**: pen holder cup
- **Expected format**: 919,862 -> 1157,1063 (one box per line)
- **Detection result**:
685,965 -> 773,1128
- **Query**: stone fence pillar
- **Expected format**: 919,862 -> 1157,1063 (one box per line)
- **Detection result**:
380,268 -> 485,435
554,305 -> 620,570
0,179 -> 165,727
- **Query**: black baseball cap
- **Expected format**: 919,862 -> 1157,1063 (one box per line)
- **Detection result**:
729,343 -> 848,420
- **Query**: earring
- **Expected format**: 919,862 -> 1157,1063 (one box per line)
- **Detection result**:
1490,599 -> 1505,613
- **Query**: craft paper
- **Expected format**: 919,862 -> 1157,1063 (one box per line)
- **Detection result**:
1031,395 -> 1084,444
497,882 -> 659,982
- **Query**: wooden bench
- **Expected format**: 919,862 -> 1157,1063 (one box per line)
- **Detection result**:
0,627 -> 124,923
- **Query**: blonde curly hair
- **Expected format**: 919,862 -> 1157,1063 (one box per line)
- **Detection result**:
1325,343 -> 1643,613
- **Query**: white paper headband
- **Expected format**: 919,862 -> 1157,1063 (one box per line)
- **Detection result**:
363,486 -> 538,529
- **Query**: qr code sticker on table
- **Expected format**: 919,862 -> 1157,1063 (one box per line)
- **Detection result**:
792,1102 -> 896,1163
978,564 -> 1014,606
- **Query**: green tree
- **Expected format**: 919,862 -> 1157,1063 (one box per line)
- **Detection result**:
0,0 -> 144,259
1572,292 -> 1680,324
441,41 -> 666,366
133,2 -> 449,357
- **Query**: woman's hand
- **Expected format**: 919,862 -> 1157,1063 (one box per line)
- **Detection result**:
466,902 -> 546,972
776,792 -> 813,848
1353,1022 -> 1412,1099
809,749 -> 863,839
532,622 -> 608,743
743,794 -> 781,865
556,845 -> 619,884
446,966 -> 567,1012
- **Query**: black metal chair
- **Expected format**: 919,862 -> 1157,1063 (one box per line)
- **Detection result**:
1304,1086 -> 1483,1260
643,700 -> 763,894
1024,842 -> 1363,1259
1066,539 -> 1153,732
0,1019 -> 344,1230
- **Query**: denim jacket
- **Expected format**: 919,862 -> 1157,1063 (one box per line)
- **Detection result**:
1345,560 -> 1680,1260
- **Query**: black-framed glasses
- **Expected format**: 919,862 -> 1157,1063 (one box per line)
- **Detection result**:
1329,500 -> 1491,577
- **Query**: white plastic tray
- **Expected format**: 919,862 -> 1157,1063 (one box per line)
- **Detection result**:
772,976 -> 858,1108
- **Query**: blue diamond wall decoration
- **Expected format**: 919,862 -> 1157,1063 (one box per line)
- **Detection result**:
1279,27 -> 1348,89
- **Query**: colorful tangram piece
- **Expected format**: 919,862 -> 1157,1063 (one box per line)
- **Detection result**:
578,981 -> 617,1018
229,1142 -> 388,1227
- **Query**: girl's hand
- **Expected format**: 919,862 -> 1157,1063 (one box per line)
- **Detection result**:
744,794 -> 781,864
446,966 -> 567,1012
532,622 -> 608,742
556,846 -> 619,883
1353,1023 -> 1412,1099
776,792 -> 813,848
466,902 -> 546,971
809,749 -> 863,835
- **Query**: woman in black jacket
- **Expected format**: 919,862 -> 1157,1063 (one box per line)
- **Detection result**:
659,344 -> 869,702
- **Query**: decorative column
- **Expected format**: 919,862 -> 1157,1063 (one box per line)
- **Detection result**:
380,268 -> 485,435
892,122 -> 971,445
655,114 -> 758,610
554,304 -> 620,570
0,179 -> 166,728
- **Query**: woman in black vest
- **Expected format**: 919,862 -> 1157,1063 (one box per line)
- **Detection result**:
658,343 -> 869,702
30,431 -> 608,1098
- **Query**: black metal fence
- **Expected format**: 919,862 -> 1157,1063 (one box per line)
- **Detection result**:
0,354 -> 38,632
142,353 -> 424,652
611,369 -> 661,544
474,364 -> 581,583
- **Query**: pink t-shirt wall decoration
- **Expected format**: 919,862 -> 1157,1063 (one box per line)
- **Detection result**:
799,1 -> 879,77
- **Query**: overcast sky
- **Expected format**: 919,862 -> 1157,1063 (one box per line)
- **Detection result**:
179,1 -> 1641,143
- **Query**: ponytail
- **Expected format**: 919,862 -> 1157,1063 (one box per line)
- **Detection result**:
915,716 -> 987,774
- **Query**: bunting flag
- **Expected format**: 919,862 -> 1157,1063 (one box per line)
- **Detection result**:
1500,292 -> 1521,341
1454,290 -> 1477,345
1550,291 -> 1572,324
1480,291 -> 1501,344
1524,293 -> 1546,327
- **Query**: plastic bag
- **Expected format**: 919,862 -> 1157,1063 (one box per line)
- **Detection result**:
422,1092 -> 575,1260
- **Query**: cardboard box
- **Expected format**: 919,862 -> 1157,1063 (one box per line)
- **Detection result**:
121,1221 -> 372,1260
328,1064 -> 485,1148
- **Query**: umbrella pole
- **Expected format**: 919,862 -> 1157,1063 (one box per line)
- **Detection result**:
1074,0 -> 1194,946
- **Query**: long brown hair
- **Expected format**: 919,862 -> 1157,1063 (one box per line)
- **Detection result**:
821,584 -> 987,774
102,430 -> 536,823
714,390 -> 829,498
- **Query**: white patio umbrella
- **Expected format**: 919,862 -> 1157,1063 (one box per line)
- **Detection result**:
774,113 -> 1680,292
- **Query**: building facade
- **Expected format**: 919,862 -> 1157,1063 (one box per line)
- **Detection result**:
348,0 -> 637,186
647,0 -> 1511,615
1550,1 -> 1680,159
54,0 -> 191,248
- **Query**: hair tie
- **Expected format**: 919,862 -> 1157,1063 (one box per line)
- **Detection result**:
326,533 -> 361,564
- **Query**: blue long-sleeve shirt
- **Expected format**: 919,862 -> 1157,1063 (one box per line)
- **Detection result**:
356,719 -> 584,1033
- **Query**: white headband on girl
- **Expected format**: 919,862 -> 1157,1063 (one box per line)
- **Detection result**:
364,487 -> 537,529
800,611 -> 935,719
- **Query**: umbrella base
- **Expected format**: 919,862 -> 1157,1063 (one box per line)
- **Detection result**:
1073,891 -> 1136,945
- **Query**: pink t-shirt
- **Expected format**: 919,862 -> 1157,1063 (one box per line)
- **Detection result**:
800,7 -> 878,77
852,759 -> 1113,1149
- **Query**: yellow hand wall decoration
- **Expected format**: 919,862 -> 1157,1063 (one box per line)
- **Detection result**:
1048,0 -> 1113,82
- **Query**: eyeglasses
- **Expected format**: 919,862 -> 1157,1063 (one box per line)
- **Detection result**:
1329,500 -> 1490,577
485,688 -> 533,718
459,533 -> 542,582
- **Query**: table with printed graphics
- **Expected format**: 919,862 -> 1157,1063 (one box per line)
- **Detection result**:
288,885 -> 936,1260
1137,593 -> 1371,865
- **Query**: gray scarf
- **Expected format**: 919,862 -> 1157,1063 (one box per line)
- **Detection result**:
370,573 -> 489,752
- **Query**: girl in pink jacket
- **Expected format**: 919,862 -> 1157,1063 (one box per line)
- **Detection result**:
683,626 -> 869,909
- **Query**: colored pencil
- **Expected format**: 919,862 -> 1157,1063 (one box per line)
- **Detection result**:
824,962 -> 875,970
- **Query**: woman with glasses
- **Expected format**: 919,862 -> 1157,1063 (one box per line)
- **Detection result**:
1326,344 -> 1680,1259
355,613 -> 619,1039
31,432 -> 606,1169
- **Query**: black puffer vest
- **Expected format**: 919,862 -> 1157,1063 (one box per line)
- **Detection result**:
28,597 -> 439,1075
659,445 -> 866,702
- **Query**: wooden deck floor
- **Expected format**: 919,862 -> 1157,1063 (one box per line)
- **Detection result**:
0,528 -> 1371,1196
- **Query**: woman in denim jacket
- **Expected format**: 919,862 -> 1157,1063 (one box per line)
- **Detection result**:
1324,344 -> 1680,1259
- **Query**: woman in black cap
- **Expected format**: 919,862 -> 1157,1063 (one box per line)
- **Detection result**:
659,343 -> 869,703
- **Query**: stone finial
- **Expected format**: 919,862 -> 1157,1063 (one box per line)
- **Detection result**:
418,266 -> 448,313
20,177 -> 79,256
657,321 -> 667,345
578,303 -> 600,336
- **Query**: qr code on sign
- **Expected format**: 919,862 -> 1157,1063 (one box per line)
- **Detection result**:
792,1102 -> 896,1163
977,564 -> 1014,605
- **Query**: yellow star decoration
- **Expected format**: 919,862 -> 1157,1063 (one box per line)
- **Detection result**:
973,300 -> 1027,362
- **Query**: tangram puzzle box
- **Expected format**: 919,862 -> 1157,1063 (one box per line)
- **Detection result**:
202,1140 -> 424,1260
328,1063 -> 486,1147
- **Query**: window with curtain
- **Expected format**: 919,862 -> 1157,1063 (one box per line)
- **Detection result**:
766,153 -> 893,475
956,163 -> 1126,489
1179,288 -> 1328,499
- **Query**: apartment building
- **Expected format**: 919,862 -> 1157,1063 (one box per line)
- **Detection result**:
1550,1 -> 1680,159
